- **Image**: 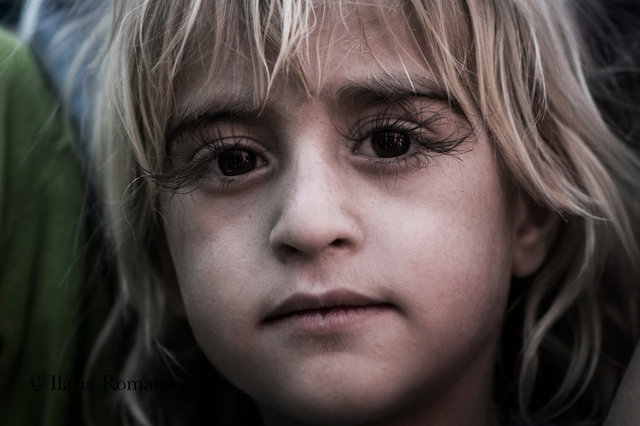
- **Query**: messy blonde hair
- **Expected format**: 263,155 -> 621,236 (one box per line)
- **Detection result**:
77,0 -> 640,424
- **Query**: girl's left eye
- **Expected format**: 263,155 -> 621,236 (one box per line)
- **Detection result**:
354,127 -> 419,160
367,131 -> 411,158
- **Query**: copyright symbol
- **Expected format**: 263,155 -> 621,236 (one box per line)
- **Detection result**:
28,375 -> 43,391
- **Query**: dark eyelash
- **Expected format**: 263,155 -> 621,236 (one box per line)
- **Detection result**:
154,131 -> 261,192
153,147 -> 216,192
346,101 -> 475,172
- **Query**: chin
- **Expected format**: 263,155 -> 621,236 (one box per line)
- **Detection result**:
257,382 -> 414,426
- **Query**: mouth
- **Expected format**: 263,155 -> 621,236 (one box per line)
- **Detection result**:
262,289 -> 395,332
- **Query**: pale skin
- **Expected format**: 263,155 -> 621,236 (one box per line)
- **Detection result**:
159,7 -> 553,426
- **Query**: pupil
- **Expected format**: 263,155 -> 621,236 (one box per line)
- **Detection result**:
218,149 -> 256,176
371,132 -> 410,158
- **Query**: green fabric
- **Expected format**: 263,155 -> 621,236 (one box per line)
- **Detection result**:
0,29 -> 86,425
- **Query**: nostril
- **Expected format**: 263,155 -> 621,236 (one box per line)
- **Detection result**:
274,238 -> 347,260
278,244 -> 301,258
331,238 -> 346,247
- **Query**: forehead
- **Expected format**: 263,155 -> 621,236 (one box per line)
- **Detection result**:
172,2 -> 437,121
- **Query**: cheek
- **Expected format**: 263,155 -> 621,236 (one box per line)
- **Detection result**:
373,156 -> 514,340
160,196 -> 266,356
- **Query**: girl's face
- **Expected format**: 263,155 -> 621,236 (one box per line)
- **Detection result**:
160,7 -> 534,426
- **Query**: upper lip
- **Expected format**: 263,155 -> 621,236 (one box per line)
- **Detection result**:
263,289 -> 391,323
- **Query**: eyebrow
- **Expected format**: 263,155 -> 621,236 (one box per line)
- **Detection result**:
332,75 -> 454,107
166,95 -> 268,145
165,75 -> 458,146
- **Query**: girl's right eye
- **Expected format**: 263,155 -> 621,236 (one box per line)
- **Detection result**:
160,132 -> 270,192
192,137 -> 268,181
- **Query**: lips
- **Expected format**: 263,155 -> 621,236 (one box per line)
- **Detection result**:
262,289 -> 393,324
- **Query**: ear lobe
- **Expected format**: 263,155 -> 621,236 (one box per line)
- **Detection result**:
512,197 -> 560,278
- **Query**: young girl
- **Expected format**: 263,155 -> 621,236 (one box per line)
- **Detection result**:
77,0 -> 640,424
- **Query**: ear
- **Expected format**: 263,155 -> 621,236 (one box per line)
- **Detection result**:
512,196 -> 560,278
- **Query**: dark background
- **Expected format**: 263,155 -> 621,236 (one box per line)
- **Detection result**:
0,0 -> 23,27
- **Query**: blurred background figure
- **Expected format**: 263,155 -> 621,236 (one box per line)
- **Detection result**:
1,2 -> 112,426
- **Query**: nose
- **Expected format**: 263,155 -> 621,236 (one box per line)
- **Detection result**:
268,153 -> 361,261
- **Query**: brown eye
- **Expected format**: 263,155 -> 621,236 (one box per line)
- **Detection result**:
218,149 -> 257,176
371,131 -> 411,158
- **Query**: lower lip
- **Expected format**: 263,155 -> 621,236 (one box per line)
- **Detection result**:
264,304 -> 394,334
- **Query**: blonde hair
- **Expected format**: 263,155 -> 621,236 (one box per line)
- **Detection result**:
77,0 -> 640,424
